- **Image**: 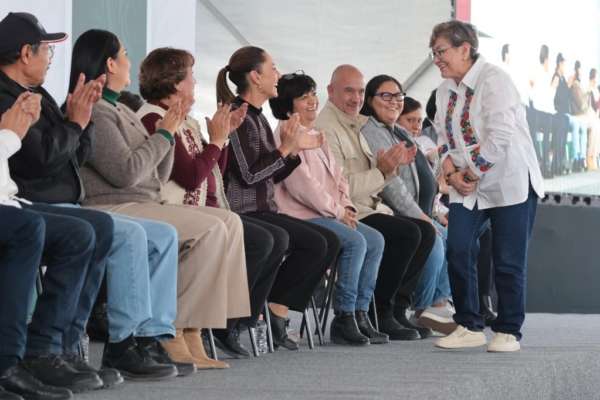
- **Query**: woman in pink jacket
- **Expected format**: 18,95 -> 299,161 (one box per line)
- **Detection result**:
269,72 -> 387,346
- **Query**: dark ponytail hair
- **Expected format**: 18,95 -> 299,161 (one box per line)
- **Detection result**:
67,29 -> 120,97
574,60 -> 582,82
216,46 -> 267,103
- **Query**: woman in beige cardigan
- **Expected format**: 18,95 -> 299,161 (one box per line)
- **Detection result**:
137,47 -> 287,359
70,29 -> 250,370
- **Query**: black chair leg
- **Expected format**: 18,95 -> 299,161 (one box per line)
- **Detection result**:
248,326 -> 259,357
303,309 -> 315,349
299,313 -> 306,339
372,293 -> 379,331
320,260 -> 339,335
311,296 -> 324,346
263,302 -> 274,353
206,328 -> 218,361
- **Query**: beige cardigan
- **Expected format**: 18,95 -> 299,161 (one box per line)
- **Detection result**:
314,100 -> 396,220
82,99 -> 174,206
136,102 -> 230,210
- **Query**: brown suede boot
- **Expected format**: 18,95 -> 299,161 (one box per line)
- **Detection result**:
183,328 -> 229,369
161,329 -> 215,370
587,156 -> 598,171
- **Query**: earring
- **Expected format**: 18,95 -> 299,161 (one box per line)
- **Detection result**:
462,58 -> 466,61
259,85 -> 263,93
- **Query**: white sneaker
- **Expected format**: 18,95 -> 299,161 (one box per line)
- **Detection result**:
420,303 -> 457,336
408,313 -> 445,337
487,333 -> 520,352
434,325 -> 487,349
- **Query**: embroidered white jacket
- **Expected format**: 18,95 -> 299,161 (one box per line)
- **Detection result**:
435,56 -> 544,210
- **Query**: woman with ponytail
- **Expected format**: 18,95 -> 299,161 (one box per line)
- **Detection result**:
217,47 -> 341,350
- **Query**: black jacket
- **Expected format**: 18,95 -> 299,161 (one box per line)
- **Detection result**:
0,69 -> 95,204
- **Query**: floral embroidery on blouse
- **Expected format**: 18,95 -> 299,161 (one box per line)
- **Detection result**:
460,88 -> 478,146
445,91 -> 457,150
181,128 -> 202,205
470,146 -> 494,172
438,144 -> 448,158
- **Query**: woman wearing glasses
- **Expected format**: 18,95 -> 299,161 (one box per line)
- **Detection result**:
137,47 -> 287,360
269,72 -> 388,346
359,76 -> 441,339
216,47 -> 341,350
429,21 -> 543,352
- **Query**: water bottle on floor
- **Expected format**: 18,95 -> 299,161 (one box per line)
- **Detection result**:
255,316 -> 268,353
79,332 -> 90,363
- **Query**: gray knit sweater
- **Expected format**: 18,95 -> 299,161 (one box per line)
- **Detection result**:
81,99 -> 174,206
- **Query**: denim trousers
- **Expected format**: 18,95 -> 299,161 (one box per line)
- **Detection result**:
0,206 -> 45,373
307,218 -> 384,312
567,114 -> 587,160
21,203 -> 113,356
413,221 -> 451,310
56,204 -> 178,343
446,183 -> 538,340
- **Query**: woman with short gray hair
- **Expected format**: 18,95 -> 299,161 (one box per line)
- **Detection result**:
429,20 -> 544,352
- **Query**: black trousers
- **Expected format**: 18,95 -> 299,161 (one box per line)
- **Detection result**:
233,216 -> 287,328
361,214 -> 436,315
244,212 -> 340,312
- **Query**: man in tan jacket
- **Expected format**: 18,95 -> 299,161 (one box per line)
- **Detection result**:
314,65 -> 436,341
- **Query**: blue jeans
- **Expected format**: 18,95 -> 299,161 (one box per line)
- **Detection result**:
568,114 -> 587,160
21,203 -> 113,356
307,218 -> 384,312
0,206 -> 45,373
446,183 -> 538,340
413,221 -> 451,310
54,204 -> 178,343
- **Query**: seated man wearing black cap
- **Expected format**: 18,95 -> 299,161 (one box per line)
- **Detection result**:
0,12 -> 124,397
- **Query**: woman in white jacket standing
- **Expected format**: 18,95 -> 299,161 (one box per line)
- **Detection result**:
429,20 -> 544,352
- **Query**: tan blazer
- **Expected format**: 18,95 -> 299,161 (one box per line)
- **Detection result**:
314,100 -> 396,220
273,121 -> 355,220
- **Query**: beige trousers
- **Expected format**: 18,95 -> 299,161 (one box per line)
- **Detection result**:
88,202 -> 250,329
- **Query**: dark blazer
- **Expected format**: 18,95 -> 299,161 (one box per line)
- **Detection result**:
0,69 -> 95,203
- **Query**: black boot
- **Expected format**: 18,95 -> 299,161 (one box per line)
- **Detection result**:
141,340 -> 196,376
355,311 -> 388,344
393,308 -> 433,339
212,325 -> 252,359
102,338 -> 177,380
62,355 -> 124,388
372,309 -> 420,340
0,363 -> 72,400
23,355 -> 103,393
0,387 -> 23,400
268,308 -> 299,350
480,295 -> 497,326
329,311 -> 370,346
85,303 -> 109,342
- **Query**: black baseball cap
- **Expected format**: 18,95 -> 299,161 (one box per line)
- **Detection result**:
0,12 -> 68,55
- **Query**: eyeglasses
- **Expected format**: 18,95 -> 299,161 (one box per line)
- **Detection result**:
429,46 -> 454,60
374,92 -> 406,102
282,70 -> 305,80
47,45 -> 55,60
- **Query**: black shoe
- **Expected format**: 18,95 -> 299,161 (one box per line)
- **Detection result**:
375,313 -> 420,340
62,355 -> 123,388
480,295 -> 497,327
393,308 -> 434,339
23,355 -> 102,393
102,343 -> 177,381
142,341 -> 196,376
0,387 -> 23,400
0,364 -> 73,400
212,327 -> 252,359
355,311 -> 388,344
86,303 -> 109,342
268,308 -> 299,351
330,311 -> 370,346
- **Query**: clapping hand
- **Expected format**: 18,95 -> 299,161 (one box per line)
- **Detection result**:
205,102 -> 232,149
